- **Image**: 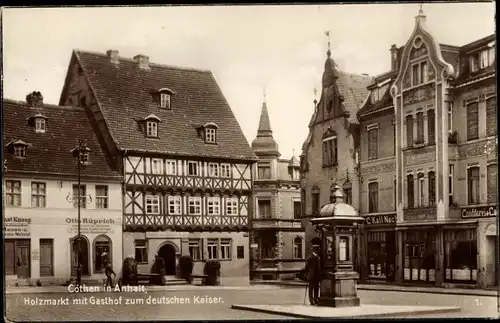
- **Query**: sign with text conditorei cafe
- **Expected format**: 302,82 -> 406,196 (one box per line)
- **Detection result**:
461,206 -> 498,219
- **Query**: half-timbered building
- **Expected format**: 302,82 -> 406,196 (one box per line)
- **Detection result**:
58,50 -> 257,278
300,47 -> 372,260
3,92 -> 123,286
250,98 -> 304,280
357,8 -> 497,288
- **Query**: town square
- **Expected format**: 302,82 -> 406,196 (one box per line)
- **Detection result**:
2,3 -> 498,320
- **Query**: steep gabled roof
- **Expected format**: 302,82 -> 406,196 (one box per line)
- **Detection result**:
337,71 -> 373,124
3,99 -> 121,179
66,50 -> 257,161
251,100 -> 280,157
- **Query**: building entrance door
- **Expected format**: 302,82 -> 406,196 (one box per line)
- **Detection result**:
71,237 -> 90,276
159,244 -> 177,275
15,240 -> 31,278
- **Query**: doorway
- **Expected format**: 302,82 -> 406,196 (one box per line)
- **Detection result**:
71,236 -> 90,276
158,244 -> 177,275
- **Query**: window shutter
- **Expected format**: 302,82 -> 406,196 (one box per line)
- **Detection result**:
487,164 -> 497,203
486,97 -> 497,137
467,102 -> 479,140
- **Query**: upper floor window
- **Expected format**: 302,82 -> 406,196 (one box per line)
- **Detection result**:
145,195 -> 160,214
417,173 -> 425,207
322,135 -> 338,166
225,197 -> 238,216
220,164 -> 231,178
188,196 -> 202,215
467,166 -> 480,205
207,197 -> 221,215
370,83 -> 390,103
407,174 -> 414,208
35,118 -> 46,133
487,164 -> 497,204
448,102 -> 453,134
416,112 -> 424,145
166,160 -> 177,175
6,180 -> 22,207
368,182 -> 378,213
257,162 -> 271,179
344,186 -> 352,205
393,119 -> 396,156
466,102 -> 479,141
449,164 -> 454,197
160,93 -> 171,109
293,201 -> 301,219
427,109 -> 435,145
367,125 -> 378,160
151,159 -> 162,175
208,163 -> 219,177
412,61 -> 429,86
95,185 -> 109,209
406,115 -> 414,149
187,161 -> 199,176
393,178 -> 397,210
470,46 -> 495,72
428,171 -> 436,206
486,96 -> 497,137
168,196 -> 182,215
72,184 -> 87,209
14,144 -> 27,158
146,121 -> 158,138
258,200 -> 271,218
312,189 -> 320,216
31,182 -> 46,208
293,237 -> 303,259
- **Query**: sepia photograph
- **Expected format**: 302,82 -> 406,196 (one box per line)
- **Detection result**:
2,2 -> 498,321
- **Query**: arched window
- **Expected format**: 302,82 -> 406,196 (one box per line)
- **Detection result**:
293,237 -> 303,259
94,235 -> 112,273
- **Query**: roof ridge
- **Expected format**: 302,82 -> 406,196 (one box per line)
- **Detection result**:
3,98 -> 83,111
74,49 -> 213,74
338,70 -> 373,80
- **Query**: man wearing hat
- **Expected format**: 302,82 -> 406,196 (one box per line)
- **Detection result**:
305,244 -> 322,305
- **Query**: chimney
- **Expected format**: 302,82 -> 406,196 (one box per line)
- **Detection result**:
26,91 -> 44,108
390,44 -> 398,71
106,50 -> 119,64
134,54 -> 150,70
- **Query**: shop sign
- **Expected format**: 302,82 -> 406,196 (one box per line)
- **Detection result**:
66,217 -> 115,234
365,214 -> 396,225
4,216 -> 31,237
461,206 -> 497,219
32,249 -> 39,261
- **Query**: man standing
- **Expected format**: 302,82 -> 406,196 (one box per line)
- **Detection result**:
305,245 -> 322,305
104,260 -> 116,288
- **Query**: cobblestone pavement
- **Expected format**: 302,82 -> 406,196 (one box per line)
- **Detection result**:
5,287 -> 499,321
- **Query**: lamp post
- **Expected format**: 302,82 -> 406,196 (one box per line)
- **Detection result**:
66,139 -> 92,286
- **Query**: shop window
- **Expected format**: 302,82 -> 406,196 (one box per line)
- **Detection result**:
134,240 -> 148,264
260,234 -> 276,259
293,237 -> 303,259
444,230 -> 477,282
94,235 -> 111,273
403,231 -> 436,282
367,232 -> 387,279
39,239 -> 53,277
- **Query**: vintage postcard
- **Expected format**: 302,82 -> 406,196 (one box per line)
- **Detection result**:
2,3 -> 498,320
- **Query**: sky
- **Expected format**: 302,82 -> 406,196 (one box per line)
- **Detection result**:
2,3 -> 495,160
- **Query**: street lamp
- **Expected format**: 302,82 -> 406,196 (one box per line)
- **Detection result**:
66,139 -> 92,286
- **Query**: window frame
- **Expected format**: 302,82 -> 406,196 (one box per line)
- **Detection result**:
322,135 -> 338,166
448,102 -> 453,134
160,93 -> 171,109
368,181 -> 379,213
257,162 -> 271,179
208,163 -> 219,177
134,240 -> 148,264
293,201 -> 301,219
367,125 -> 379,160
168,195 -> 182,215
145,194 -> 160,214
72,184 -> 87,209
225,197 -> 239,216
188,239 -> 202,261
188,196 -> 202,215
35,118 -> 46,133
207,239 -> 218,260
427,108 -> 436,145
257,199 -> 272,218
418,173 -> 425,207
449,164 -> 454,196
207,196 -> 221,216
151,158 -> 163,175
165,160 -> 177,175
95,185 -> 109,209
220,164 -> 231,178
293,237 -> 303,259
6,180 -> 22,207
205,127 -> 217,144
416,112 -> 424,144
31,181 -> 46,208
187,161 -> 199,176
407,174 -> 414,208
466,101 -> 479,141
486,96 -> 497,137
411,61 -> 429,86
13,145 -> 27,158
220,238 -> 232,260
146,121 -> 158,138
428,171 -> 436,206
467,166 -> 480,205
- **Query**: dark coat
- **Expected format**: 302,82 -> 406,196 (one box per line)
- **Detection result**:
305,253 -> 321,281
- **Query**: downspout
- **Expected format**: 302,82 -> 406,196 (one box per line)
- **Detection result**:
121,149 -> 127,263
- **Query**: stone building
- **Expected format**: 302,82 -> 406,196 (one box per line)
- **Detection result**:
300,47 -> 372,258
357,9 -> 497,287
3,92 -> 123,286
250,97 -> 304,280
58,50 -> 257,279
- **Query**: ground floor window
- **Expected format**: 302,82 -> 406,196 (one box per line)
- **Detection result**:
188,239 -> 202,261
444,229 -> 477,283
134,240 -> 148,264
4,239 -> 31,278
40,239 -> 54,276
94,235 -> 112,273
367,231 -> 396,281
403,230 -> 436,282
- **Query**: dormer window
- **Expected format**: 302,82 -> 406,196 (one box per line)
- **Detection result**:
203,122 -> 218,144
70,145 -> 91,165
160,93 -> 171,109
141,114 -> 161,138
6,140 -> 29,159
370,80 -> 390,103
35,118 -> 46,133
470,45 -> 495,72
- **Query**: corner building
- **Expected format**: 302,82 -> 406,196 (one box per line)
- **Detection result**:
3,93 -> 123,285
59,50 -> 257,279
357,10 -> 497,287
250,98 -> 304,280
300,48 -> 372,258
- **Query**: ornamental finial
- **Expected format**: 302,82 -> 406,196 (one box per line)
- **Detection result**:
325,30 -> 331,57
